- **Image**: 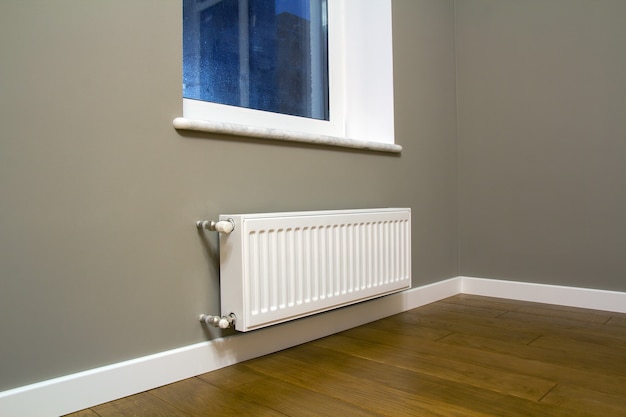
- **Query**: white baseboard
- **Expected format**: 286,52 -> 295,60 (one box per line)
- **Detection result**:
0,277 -> 461,417
3,276 -> 625,417
460,276 -> 626,313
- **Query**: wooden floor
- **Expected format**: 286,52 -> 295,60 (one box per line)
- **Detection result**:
66,294 -> 626,417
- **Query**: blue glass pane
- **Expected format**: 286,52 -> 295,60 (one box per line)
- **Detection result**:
183,0 -> 329,120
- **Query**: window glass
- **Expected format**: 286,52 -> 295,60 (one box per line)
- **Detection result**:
183,0 -> 329,120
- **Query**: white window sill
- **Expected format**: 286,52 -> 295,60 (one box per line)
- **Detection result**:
173,117 -> 402,153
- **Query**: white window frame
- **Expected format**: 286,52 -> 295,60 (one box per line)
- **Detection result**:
174,0 -> 399,153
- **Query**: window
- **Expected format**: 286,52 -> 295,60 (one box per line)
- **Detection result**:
175,0 -> 400,153
183,0 -> 328,121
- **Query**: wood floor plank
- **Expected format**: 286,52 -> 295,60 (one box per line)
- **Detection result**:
439,330 -> 626,378
274,341 -> 592,417
500,309 -> 626,334
377,306 -> 542,344
198,362 -> 383,416
434,331 -> 626,397
90,391 -> 192,417
541,383 -> 626,416
512,305 -> 613,324
311,331 -> 556,401
245,348 -> 495,417
148,376 -> 287,416
409,301 -> 626,348
537,325 -> 626,350
343,320 -> 453,344
498,311 -> 626,346
362,319 -> 626,398
529,334 -> 626,366
196,361 -> 268,391
419,300 -> 510,318
606,315 -> 626,328
217,370 -> 382,416
356,314 -> 455,341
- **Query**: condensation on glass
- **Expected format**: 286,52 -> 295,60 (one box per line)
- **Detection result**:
183,0 -> 329,121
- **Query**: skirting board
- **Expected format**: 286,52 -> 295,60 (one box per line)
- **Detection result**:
460,276 -> 626,314
2,276 -> 625,417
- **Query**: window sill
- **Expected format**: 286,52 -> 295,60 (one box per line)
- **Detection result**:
173,117 -> 402,153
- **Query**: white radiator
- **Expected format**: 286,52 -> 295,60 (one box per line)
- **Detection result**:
217,208 -> 411,331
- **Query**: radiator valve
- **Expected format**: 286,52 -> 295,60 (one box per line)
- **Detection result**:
199,313 -> 236,329
196,219 -> 235,234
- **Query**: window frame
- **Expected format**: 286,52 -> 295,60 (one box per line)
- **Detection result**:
174,0 -> 400,153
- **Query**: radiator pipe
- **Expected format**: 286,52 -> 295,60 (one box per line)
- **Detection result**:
199,313 -> 236,329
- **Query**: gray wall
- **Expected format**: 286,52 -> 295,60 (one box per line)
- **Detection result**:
0,1 -> 458,391
456,0 -> 626,290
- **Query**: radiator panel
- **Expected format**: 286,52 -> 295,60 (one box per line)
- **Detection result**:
219,208 -> 411,331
